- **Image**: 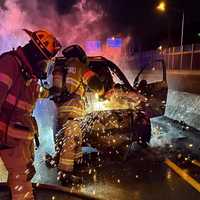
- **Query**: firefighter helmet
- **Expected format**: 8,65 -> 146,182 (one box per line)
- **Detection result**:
23,29 -> 62,59
62,45 -> 87,64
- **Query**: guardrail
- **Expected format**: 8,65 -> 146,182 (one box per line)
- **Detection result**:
124,44 -> 200,70
163,44 -> 200,70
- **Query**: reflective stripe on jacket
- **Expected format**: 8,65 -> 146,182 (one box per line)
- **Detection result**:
0,47 -> 39,141
64,59 -> 86,97
57,98 -> 85,124
52,58 -> 100,98
82,70 -> 96,84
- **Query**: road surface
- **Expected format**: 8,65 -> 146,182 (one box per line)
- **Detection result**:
0,116 -> 200,200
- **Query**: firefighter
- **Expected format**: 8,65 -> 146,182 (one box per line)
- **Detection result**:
0,29 -> 61,199
48,45 -> 104,184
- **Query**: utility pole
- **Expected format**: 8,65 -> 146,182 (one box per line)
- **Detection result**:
180,11 -> 185,69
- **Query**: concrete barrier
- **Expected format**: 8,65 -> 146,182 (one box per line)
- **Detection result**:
167,70 -> 200,95
165,89 -> 200,131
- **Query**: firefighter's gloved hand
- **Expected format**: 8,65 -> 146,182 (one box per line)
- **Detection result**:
88,76 -> 104,97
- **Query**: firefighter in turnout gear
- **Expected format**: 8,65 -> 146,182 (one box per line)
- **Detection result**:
0,29 -> 61,200
48,45 -> 104,184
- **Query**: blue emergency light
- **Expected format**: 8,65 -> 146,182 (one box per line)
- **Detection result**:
107,37 -> 122,48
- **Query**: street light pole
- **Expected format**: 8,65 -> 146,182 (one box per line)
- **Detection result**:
180,10 -> 185,69
156,2 -> 185,69
181,11 -> 185,49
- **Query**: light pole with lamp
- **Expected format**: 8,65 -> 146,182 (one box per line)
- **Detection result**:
157,1 -> 185,68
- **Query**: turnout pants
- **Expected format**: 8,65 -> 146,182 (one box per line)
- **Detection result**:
0,136 -> 35,200
58,120 -> 82,172
57,98 -> 84,172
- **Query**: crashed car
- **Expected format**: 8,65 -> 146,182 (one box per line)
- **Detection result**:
80,56 -> 168,154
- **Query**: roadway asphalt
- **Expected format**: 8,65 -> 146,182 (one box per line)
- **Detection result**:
0,147 -> 199,200
1,116 -> 200,200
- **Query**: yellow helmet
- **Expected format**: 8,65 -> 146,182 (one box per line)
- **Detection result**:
23,29 -> 62,59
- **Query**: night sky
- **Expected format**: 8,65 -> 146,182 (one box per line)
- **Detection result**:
55,0 -> 200,50
1,0 -> 200,51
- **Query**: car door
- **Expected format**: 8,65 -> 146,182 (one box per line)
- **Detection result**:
142,59 -> 168,118
107,58 -> 168,118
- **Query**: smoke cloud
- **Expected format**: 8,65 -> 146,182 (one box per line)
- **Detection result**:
0,0 -> 109,53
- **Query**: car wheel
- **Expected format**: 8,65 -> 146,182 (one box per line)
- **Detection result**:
133,112 -> 151,147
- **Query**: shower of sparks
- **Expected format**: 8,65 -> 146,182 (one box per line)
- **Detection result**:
84,90 -> 142,114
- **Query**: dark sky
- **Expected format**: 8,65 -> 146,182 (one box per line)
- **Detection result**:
1,0 -> 199,50
55,0 -> 200,50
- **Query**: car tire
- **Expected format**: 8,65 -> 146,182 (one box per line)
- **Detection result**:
133,112 -> 151,146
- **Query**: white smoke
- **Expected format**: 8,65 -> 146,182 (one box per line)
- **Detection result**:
0,0 -> 106,53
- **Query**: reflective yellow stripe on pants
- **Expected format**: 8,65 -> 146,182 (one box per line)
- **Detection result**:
58,106 -> 84,116
58,120 -> 82,172
59,155 -> 74,172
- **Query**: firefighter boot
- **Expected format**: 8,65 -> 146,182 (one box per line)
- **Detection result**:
45,153 -> 59,168
58,170 -> 83,186
73,156 -> 89,172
